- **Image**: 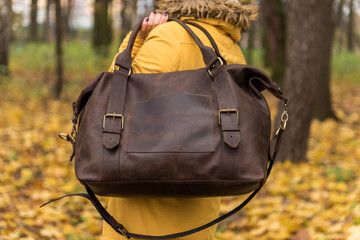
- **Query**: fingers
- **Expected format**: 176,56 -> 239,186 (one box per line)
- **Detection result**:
160,13 -> 168,24
148,12 -> 168,29
141,17 -> 149,32
139,12 -> 169,39
147,12 -> 156,30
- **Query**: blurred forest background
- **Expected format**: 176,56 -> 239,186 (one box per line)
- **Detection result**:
1,0 -> 360,239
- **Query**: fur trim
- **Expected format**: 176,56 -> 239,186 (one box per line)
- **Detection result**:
156,0 -> 258,30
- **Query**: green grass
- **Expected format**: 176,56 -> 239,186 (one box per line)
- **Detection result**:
331,49 -> 360,84
10,40 -> 117,78
243,47 -> 360,85
1,41 -> 120,101
1,42 -> 359,103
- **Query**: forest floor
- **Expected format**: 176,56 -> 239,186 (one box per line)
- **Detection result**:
0,44 -> 359,239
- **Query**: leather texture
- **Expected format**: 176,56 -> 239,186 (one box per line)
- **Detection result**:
72,19 -> 286,198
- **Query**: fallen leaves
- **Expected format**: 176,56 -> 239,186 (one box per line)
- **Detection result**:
0,82 -> 359,239
215,83 -> 360,239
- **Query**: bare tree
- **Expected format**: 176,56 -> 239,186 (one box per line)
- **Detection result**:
313,0 -> 337,121
246,23 -> 256,65
93,0 -> 112,53
0,0 -> 11,75
347,0 -> 355,51
335,0 -> 345,49
276,0 -> 335,163
42,0 -> 51,42
63,0 -> 73,39
29,0 -> 38,41
335,0 -> 345,28
54,0 -> 63,99
120,0 -> 138,41
260,0 -> 286,85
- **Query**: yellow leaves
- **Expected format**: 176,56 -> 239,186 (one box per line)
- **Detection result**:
0,97 -> 97,239
216,84 -> 360,240
19,209 -> 37,218
347,226 -> 360,240
216,231 -> 245,240
44,166 -> 68,178
1,79 -> 360,240
40,226 -> 63,238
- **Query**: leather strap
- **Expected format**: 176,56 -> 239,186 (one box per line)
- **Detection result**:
101,67 -> 130,181
183,20 -> 227,65
168,19 -> 241,149
114,18 -> 219,72
41,128 -> 283,239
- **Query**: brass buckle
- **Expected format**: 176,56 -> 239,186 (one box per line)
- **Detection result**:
218,108 -> 239,125
117,225 -> 129,238
103,113 -> 124,129
207,57 -> 224,77
112,64 -> 132,76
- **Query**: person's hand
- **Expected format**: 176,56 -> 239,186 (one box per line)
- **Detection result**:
139,12 -> 168,39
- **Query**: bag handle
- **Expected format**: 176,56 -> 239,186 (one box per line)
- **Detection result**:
114,18 -> 220,72
182,20 -> 227,65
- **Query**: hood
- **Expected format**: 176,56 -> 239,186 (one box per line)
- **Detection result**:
156,0 -> 258,30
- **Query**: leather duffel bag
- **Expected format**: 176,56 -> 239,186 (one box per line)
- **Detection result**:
43,19 -> 288,239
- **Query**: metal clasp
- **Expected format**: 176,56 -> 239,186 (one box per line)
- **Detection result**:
103,113 -> 124,129
117,225 -> 130,238
207,57 -> 224,77
218,108 -> 239,125
112,64 -> 132,76
275,103 -> 288,136
59,121 -> 77,143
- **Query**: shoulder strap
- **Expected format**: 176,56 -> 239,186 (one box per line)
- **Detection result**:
41,125 -> 286,239
182,21 -> 227,65
114,18 -> 219,72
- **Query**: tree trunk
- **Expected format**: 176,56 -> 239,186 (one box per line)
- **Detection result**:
42,0 -> 51,42
262,26 -> 270,68
335,0 -> 344,28
246,23 -> 255,65
0,0 -> 11,75
29,0 -> 38,42
120,0 -> 137,41
93,0 -> 112,54
347,0 -> 355,51
313,0 -> 337,121
62,0 -> 73,39
335,0 -> 345,50
260,0 -> 286,85
275,0 -> 333,163
54,0 -> 63,99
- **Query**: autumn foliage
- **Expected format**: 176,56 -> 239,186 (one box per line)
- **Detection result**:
1,43 -> 360,239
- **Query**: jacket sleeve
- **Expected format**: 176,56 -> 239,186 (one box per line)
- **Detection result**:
109,23 -> 181,74
131,25 -> 181,73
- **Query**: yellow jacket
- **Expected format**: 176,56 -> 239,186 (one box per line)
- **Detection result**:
102,17 -> 246,240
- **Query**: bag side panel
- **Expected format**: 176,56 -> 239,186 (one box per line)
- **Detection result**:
75,72 -> 114,182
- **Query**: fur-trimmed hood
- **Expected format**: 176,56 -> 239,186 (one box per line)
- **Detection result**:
156,0 -> 258,30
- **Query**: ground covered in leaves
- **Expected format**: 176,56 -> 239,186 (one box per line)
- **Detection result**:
0,80 -> 359,240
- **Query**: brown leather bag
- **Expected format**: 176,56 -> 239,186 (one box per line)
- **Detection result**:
45,19 -> 288,239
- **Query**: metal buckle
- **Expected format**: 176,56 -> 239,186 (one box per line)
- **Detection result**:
112,64 -> 132,76
218,108 -> 239,125
103,113 -> 124,129
207,57 -> 224,77
117,226 -> 129,237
